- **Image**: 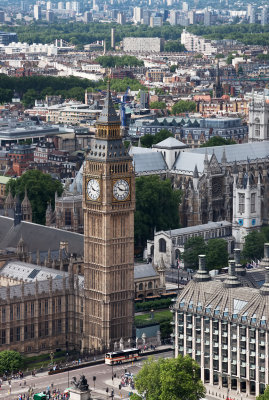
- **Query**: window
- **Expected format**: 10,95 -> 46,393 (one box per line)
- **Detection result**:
139,283 -> 143,291
254,117 -> 260,137
159,238 -> 166,253
31,302 -> 34,317
24,326 -> 28,340
1,330 -> 6,344
10,328 -> 13,343
238,193 -> 245,213
16,327 -> 20,342
30,324 -> 35,339
2,308 -> 5,323
10,305 -> 13,321
45,300 -> 48,315
16,305 -> 20,320
57,298 -> 61,313
251,193 -> 256,213
57,319 -> 62,334
45,321 -> 49,336
148,281 -> 152,289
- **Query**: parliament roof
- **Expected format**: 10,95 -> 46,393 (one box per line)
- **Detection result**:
134,264 -> 158,279
132,152 -> 167,173
189,141 -> 269,163
173,151 -> 211,174
153,137 -> 187,149
0,216 -> 84,256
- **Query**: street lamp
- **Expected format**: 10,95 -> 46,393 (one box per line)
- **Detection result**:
66,352 -> 69,387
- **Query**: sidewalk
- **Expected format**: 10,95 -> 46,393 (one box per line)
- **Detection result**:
204,383 -> 256,400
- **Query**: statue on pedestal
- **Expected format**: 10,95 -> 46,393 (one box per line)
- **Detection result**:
71,375 -> 89,392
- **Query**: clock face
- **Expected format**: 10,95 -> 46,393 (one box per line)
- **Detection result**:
87,179 -> 100,201
113,179 -> 130,201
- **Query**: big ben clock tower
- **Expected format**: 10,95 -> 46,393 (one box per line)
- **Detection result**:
83,83 -> 135,351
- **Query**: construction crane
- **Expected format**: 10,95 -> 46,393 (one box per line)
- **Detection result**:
120,86 -> 130,129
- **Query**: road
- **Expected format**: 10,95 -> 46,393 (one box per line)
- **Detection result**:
0,350 -> 173,400
165,267 -> 193,286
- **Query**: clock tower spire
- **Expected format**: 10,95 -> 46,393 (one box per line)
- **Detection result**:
83,82 -> 135,352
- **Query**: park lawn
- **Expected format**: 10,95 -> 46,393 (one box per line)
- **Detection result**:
135,310 -> 172,326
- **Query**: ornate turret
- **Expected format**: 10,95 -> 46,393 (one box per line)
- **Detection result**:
4,189 -> 14,216
14,194 -> 22,226
46,202 -> 53,226
21,188 -> 32,222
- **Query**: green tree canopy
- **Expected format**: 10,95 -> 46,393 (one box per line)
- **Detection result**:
131,355 -> 206,400
140,129 -> 173,148
164,40 -> 186,52
206,238 -> 228,270
96,55 -> 144,68
183,237 -> 228,270
200,136 -> 236,147
135,176 -> 181,247
150,101 -> 166,110
170,64 -> 177,73
172,100 -> 196,115
243,231 -> 265,261
6,170 -> 63,225
0,351 -> 24,375
183,237 -> 207,269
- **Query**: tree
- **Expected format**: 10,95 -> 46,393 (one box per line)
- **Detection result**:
0,351 -> 24,375
131,355 -> 206,400
135,176 -> 181,247
140,129 -> 173,148
257,385 -> 269,400
200,136 -> 236,147
6,170 -> 63,225
243,231 -> 265,261
164,40 -> 186,52
150,101 -> 166,110
172,100 -> 196,115
170,64 -> 177,73
183,237 -> 207,269
206,239 -> 228,270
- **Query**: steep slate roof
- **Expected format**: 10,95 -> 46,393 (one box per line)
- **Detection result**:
189,141 -> 269,163
173,151 -> 211,174
0,260 -> 84,287
132,152 -> 168,173
153,137 -> 187,149
157,221 -> 231,238
134,264 -> 158,279
0,216 -> 84,256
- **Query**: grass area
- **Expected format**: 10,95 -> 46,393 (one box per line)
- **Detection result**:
24,350 -> 70,371
135,310 -> 172,326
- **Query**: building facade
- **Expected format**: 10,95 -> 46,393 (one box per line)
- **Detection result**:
248,96 -> 269,142
123,37 -> 164,53
173,245 -> 269,398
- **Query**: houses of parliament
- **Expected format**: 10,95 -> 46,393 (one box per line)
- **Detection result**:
0,85 -> 136,355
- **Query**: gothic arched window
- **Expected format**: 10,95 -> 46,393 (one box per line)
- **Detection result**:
254,117 -> 260,137
159,238 -> 166,253
139,283 -> 143,291
148,281 -> 152,289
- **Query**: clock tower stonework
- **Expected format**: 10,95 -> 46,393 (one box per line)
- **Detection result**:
83,84 -> 135,351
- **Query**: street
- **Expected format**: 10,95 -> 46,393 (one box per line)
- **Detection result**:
0,350 -> 173,400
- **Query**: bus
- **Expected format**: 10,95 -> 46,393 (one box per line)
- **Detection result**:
105,348 -> 141,365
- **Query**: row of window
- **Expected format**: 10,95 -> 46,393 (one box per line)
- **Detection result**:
1,298 -> 63,322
